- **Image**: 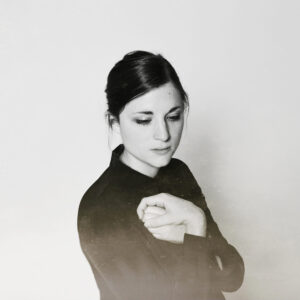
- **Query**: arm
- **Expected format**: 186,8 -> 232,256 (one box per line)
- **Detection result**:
77,193 -> 174,300
180,161 -> 245,292
137,188 -> 244,292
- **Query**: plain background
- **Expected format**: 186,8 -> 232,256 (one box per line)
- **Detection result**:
1,1 -> 299,299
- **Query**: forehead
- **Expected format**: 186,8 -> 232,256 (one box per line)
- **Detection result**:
123,82 -> 183,114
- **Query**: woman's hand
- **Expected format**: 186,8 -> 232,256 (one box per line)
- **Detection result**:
143,206 -> 166,221
142,206 -> 186,244
137,193 -> 207,243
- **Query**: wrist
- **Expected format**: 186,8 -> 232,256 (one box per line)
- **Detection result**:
184,205 -> 207,237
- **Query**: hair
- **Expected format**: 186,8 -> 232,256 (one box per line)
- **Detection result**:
105,50 -> 189,127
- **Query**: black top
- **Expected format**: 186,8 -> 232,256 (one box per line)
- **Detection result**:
77,144 -> 244,300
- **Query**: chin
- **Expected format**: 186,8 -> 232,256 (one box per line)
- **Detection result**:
150,156 -> 172,168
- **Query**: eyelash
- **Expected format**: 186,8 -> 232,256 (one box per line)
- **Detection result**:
168,115 -> 181,121
135,115 -> 181,125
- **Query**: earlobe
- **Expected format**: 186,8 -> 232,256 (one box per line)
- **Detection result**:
113,121 -> 121,134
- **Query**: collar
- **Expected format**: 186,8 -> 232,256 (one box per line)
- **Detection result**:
109,144 -> 168,188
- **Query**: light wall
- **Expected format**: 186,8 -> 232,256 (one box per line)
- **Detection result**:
1,1 -> 299,299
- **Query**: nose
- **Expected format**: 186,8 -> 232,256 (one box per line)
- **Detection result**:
153,119 -> 170,142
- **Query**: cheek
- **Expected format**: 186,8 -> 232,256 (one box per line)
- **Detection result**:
170,121 -> 184,140
120,122 -> 150,143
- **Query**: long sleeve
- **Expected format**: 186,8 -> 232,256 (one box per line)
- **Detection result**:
178,160 -> 245,292
77,150 -> 244,300
77,188 -> 177,300
77,184 -> 220,300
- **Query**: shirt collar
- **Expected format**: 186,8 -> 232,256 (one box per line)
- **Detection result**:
109,144 -> 166,187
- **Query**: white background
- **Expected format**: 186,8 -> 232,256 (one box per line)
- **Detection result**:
1,1 -> 299,299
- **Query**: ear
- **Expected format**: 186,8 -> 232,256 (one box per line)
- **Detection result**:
106,112 -> 121,134
113,119 -> 121,134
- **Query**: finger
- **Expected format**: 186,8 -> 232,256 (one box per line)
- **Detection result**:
153,233 -> 161,239
143,207 -> 166,222
144,214 -> 173,228
145,206 -> 166,215
143,213 -> 159,221
137,194 -> 166,220
147,225 -> 170,234
137,200 -> 146,220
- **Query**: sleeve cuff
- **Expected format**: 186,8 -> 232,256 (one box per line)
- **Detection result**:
179,233 -> 212,275
183,233 -> 210,254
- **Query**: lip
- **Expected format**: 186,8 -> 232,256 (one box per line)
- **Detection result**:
151,146 -> 171,154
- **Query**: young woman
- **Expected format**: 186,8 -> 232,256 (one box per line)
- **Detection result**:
77,50 -> 244,300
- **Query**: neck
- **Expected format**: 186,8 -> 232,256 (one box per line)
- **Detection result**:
120,150 -> 159,178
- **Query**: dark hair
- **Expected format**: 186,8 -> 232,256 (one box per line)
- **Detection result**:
105,50 -> 188,127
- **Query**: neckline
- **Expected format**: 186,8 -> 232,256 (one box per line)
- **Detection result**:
109,144 -> 165,183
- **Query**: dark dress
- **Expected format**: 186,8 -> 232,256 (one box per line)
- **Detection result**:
77,144 -> 244,300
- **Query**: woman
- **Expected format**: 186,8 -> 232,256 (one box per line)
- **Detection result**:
77,50 -> 244,300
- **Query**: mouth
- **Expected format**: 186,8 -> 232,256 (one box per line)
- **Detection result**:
151,146 -> 171,154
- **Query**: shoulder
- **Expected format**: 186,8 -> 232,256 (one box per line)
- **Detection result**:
167,157 -> 194,177
77,166 -> 120,217
77,166 -> 125,236
169,157 -> 189,168
168,157 -> 204,195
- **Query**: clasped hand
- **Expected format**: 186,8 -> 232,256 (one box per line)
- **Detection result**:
137,193 -> 207,244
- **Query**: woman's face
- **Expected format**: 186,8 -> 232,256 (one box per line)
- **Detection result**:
116,82 -> 185,178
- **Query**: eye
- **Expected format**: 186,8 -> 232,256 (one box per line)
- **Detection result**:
167,114 -> 181,121
135,119 -> 151,125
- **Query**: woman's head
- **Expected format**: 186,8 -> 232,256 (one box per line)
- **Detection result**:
105,51 -> 188,177
105,50 -> 188,123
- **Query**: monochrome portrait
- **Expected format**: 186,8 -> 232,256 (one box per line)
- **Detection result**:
1,1 -> 299,300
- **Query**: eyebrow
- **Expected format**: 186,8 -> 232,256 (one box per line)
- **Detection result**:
133,105 -> 182,115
